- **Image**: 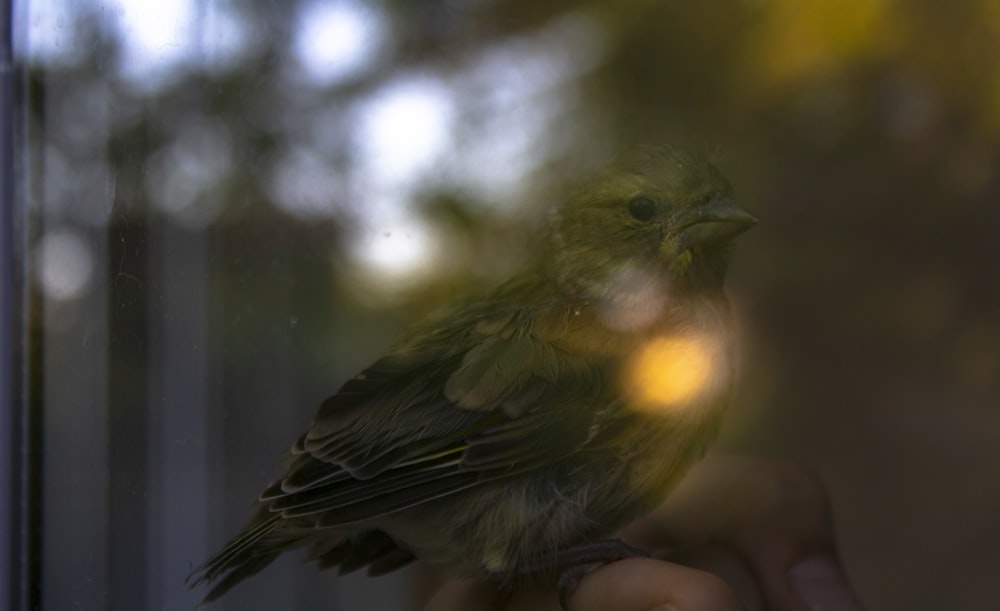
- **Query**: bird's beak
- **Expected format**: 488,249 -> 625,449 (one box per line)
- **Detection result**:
674,194 -> 757,250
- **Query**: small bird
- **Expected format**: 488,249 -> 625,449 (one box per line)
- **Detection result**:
187,146 -> 756,607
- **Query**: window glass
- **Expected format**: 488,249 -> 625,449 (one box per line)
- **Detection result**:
15,1 -> 1000,610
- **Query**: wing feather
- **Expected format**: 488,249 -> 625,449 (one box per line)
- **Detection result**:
260,314 -> 602,526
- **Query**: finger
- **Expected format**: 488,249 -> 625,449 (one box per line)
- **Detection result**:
660,545 -> 763,611
629,454 -> 864,611
788,555 -> 866,611
566,558 -> 745,611
713,460 -> 863,611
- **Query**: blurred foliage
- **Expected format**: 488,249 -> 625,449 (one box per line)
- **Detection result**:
22,0 -> 1000,609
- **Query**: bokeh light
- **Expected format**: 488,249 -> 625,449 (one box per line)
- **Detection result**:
111,0 -> 196,88
346,217 -> 441,295
267,145 -> 345,220
34,229 -> 95,302
293,0 -> 383,84
354,76 -> 454,185
624,334 -> 720,413
23,0 -> 80,65
595,266 -> 668,332
146,119 -> 232,228
345,77 -> 455,284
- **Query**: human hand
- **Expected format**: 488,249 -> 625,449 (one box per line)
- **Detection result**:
423,454 -> 865,611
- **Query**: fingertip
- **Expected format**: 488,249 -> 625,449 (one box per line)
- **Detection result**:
568,558 -> 744,611
789,556 -> 865,611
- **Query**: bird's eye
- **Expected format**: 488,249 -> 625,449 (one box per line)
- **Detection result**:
627,197 -> 656,222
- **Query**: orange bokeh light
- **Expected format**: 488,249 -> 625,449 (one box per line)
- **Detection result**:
624,334 -> 716,413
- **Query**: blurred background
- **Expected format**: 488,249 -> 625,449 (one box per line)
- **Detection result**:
16,0 -> 1000,609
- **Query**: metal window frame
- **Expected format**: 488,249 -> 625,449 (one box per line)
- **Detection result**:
1,0 -> 29,609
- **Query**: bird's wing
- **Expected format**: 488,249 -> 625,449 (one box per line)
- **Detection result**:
259,316 -> 604,528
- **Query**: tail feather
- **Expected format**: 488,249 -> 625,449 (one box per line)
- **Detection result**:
188,509 -> 413,603
186,512 -> 287,602
200,551 -> 281,603
309,530 -> 415,575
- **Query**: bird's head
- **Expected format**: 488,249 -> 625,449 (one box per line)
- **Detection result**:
547,146 -> 756,305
